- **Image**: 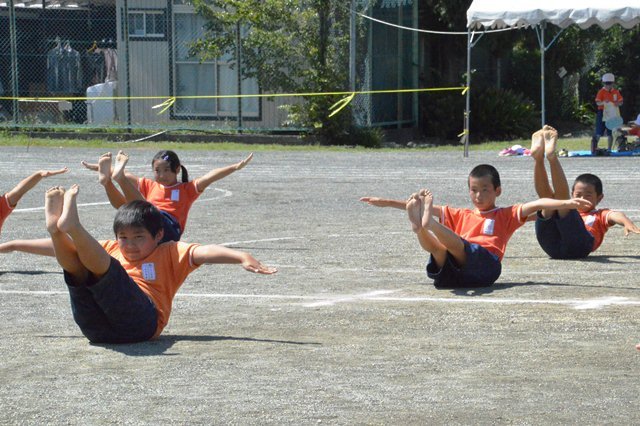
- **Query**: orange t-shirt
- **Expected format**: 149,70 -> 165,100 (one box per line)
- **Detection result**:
439,205 -> 527,261
595,88 -> 623,110
0,194 -> 15,234
138,178 -> 201,232
580,209 -> 612,252
101,240 -> 201,337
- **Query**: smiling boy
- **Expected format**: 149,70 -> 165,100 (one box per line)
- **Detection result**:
45,185 -> 276,343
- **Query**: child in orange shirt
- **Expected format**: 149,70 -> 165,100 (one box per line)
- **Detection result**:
43,185 -> 276,343
361,165 -> 591,288
0,167 -> 68,235
83,149 -> 253,242
532,126 -> 639,258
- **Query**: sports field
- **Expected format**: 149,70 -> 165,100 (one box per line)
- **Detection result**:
0,145 -> 638,424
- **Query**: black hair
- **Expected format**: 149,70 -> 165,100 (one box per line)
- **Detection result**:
468,164 -> 501,189
573,173 -> 603,195
152,150 -> 189,183
113,200 -> 164,237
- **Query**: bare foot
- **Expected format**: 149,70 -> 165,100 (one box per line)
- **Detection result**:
636,343 -> 640,351
544,126 -> 558,159
57,184 -> 80,234
97,152 -> 112,186
421,189 -> 434,230
45,186 -> 65,234
530,129 -> 545,161
112,150 -> 129,183
81,160 -> 99,171
406,192 -> 424,233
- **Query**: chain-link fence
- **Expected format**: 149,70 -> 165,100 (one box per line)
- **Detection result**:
0,0 -> 420,134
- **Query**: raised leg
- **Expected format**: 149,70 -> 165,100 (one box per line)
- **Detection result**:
45,186 -> 87,280
544,126 -> 571,218
421,189 -> 466,265
98,152 -> 127,209
112,151 -> 145,203
57,185 -> 111,277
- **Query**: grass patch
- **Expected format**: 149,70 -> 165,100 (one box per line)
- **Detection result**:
0,133 -> 592,153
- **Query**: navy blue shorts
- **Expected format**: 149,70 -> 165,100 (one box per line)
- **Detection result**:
64,257 -> 158,343
160,211 -> 182,243
426,240 -> 502,289
594,109 -> 612,138
535,210 -> 594,259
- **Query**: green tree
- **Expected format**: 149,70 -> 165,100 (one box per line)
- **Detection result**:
189,0 -> 357,144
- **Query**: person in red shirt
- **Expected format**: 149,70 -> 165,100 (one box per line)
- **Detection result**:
83,149 -> 253,243
361,165 -> 590,288
592,73 -> 623,153
0,167 -> 68,236
42,185 -> 276,343
532,126 -> 640,259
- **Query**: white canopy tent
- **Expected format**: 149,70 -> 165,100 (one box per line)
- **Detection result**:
463,1 -> 640,156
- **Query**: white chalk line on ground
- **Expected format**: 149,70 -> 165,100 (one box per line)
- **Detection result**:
0,289 -> 638,310
11,188 -> 233,213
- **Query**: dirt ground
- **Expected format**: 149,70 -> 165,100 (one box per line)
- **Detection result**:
0,146 -> 638,424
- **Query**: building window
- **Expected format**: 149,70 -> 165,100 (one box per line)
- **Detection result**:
129,10 -> 166,38
172,10 -> 259,118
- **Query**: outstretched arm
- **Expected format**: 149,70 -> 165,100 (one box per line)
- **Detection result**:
521,197 -> 593,218
360,197 -> 407,209
607,211 -> 640,236
194,153 -> 253,193
80,160 -> 139,187
5,168 -> 68,207
360,196 -> 443,215
192,243 -> 277,274
0,238 -> 55,256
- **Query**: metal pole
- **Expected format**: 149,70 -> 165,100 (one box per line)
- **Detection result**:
349,0 -> 356,92
236,22 -> 243,132
122,0 -> 132,128
540,23 -> 545,127
8,0 -> 19,123
464,29 -> 472,158
396,3 -> 403,128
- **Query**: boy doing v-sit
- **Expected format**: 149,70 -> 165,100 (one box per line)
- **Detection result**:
361,165 -> 591,288
531,125 -> 640,259
45,185 -> 276,344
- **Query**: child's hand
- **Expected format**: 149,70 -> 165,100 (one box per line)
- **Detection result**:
40,167 -> 69,177
80,161 -> 99,172
242,254 -> 278,274
622,223 -> 640,237
235,153 -> 254,170
360,197 -> 387,207
564,198 -> 592,210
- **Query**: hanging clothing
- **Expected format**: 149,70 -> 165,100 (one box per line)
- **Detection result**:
83,51 -> 106,87
96,48 -> 118,82
47,45 -> 83,94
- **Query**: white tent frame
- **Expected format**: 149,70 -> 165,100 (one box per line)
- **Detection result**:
463,1 -> 640,156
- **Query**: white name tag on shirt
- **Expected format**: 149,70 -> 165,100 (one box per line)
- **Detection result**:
483,219 -> 495,235
171,189 -> 180,201
584,215 -> 596,227
142,263 -> 156,280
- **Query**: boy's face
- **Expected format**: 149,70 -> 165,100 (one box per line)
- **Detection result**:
116,226 -> 163,262
572,182 -> 603,212
468,175 -> 501,211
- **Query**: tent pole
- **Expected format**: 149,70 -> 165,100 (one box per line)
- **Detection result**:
538,23 -> 546,126
464,29 -> 472,157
